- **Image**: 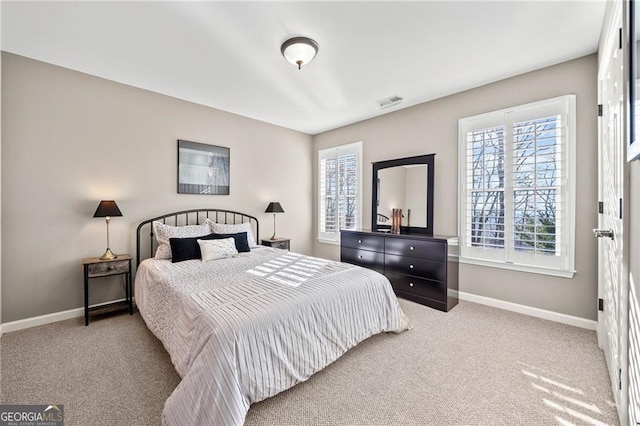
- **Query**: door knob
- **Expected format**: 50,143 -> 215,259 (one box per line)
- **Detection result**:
593,228 -> 614,240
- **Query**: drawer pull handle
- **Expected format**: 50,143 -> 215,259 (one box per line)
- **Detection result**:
107,266 -> 114,271
358,255 -> 363,259
358,239 -> 362,243
409,264 -> 414,269
409,282 -> 414,287
409,246 -> 415,250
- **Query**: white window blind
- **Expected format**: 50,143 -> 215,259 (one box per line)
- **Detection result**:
318,142 -> 362,243
458,95 -> 576,277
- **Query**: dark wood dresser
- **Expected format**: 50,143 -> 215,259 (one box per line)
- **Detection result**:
341,229 -> 458,312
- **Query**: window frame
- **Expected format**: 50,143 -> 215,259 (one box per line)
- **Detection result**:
458,95 -> 576,278
317,141 -> 363,245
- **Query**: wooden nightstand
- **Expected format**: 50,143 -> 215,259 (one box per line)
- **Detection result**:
261,238 -> 291,251
82,254 -> 133,326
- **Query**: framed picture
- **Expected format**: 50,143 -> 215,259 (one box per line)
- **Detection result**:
629,0 -> 640,161
177,140 -> 230,195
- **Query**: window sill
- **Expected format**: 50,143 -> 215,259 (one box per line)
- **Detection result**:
459,257 -> 576,279
317,238 -> 340,246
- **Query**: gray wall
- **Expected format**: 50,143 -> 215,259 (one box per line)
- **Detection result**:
313,55 -> 599,321
1,53 -> 313,323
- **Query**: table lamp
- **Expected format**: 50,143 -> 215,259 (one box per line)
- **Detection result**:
264,202 -> 284,240
93,200 -> 123,260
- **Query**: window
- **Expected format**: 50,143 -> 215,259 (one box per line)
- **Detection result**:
458,95 -> 576,277
318,142 -> 363,244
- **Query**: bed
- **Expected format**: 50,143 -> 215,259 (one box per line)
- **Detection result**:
134,209 -> 411,425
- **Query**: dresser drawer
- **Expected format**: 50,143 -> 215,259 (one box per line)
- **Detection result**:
384,254 -> 445,282
386,272 -> 446,303
384,237 -> 446,262
341,232 -> 385,252
87,260 -> 129,278
341,247 -> 384,270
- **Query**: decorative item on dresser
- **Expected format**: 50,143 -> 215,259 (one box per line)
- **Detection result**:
82,254 -> 133,325
341,230 -> 458,312
261,237 -> 291,251
391,208 -> 402,234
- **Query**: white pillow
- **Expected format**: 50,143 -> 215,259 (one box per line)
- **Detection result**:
153,221 -> 211,260
206,219 -> 258,248
198,238 -> 238,262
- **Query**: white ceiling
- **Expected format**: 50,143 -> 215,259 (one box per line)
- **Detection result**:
1,1 -> 606,135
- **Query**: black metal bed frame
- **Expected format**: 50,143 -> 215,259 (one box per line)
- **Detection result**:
135,208 -> 259,266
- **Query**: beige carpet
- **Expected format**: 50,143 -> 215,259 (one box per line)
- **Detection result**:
1,300 -> 620,425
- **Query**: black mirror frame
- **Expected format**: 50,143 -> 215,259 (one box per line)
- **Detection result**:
371,153 -> 435,235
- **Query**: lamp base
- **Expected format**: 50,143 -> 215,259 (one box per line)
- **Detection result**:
99,248 -> 118,260
271,213 -> 278,240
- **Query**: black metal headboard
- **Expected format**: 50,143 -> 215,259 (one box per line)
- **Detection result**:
136,208 -> 259,266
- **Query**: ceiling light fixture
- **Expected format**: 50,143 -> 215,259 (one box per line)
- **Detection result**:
281,37 -> 319,70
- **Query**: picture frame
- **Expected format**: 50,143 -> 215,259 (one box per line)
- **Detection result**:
177,140 -> 230,195
629,0 -> 640,161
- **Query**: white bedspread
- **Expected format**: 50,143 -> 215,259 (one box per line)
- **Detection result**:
135,247 -> 411,425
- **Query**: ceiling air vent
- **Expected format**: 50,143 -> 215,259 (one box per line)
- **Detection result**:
377,95 -> 403,109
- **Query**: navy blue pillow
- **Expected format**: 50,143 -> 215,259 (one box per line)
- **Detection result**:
211,232 -> 251,253
169,233 -> 216,263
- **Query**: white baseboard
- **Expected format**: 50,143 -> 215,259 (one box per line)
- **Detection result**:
458,291 -> 597,330
1,293 -> 597,333
1,299 -> 128,334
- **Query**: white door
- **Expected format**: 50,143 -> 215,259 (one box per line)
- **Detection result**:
597,4 -> 628,424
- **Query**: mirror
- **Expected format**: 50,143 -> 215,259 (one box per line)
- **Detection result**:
377,165 -> 428,227
372,154 -> 435,234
